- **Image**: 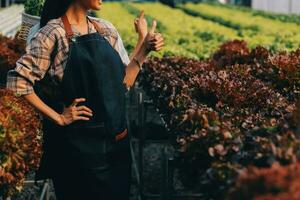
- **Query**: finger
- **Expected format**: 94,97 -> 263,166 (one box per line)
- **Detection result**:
155,37 -> 164,43
77,110 -> 93,117
134,19 -> 139,32
150,37 -> 164,44
155,47 -> 163,52
134,19 -> 138,28
149,42 -> 164,51
74,116 -> 90,121
77,106 -> 93,113
154,33 -> 162,39
71,98 -> 86,107
155,44 -> 164,51
149,20 -> 157,35
148,37 -> 158,43
134,18 -> 139,24
149,41 -> 164,47
155,44 -> 164,50
155,41 -> 165,47
154,34 -> 163,40
152,42 -> 164,49
149,35 -> 163,42
156,41 -> 165,47
76,106 -> 93,114
139,10 -> 145,19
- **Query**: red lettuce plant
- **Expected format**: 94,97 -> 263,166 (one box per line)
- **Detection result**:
227,162 -> 300,200
0,35 -> 25,87
0,89 -> 42,198
138,42 -> 300,198
212,41 -> 300,101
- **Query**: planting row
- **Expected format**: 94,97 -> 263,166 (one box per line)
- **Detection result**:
0,35 -> 42,198
138,41 -> 300,199
178,3 -> 300,51
98,2 -> 300,60
208,2 -> 300,26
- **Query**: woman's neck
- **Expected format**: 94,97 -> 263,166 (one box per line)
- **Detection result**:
65,2 -> 88,25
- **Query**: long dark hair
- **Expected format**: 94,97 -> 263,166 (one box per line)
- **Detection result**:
40,0 -> 74,28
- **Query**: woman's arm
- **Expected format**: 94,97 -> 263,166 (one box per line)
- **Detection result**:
123,19 -> 164,89
123,43 -> 148,89
7,30 -> 63,125
129,10 -> 147,61
23,93 -> 92,126
7,27 -> 93,126
23,92 -> 63,125
129,37 -> 145,61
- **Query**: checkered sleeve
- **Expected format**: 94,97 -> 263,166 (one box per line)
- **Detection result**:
103,20 -> 130,66
115,30 -> 130,66
6,25 -> 56,96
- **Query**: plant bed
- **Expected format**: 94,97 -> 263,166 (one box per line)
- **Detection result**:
129,91 -> 207,199
5,172 -> 55,200
227,162 -> 300,200
137,40 -> 300,199
0,89 -> 42,198
0,35 -> 25,87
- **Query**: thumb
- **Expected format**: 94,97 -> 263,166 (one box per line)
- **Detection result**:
139,10 -> 145,19
149,20 -> 157,35
134,18 -> 138,25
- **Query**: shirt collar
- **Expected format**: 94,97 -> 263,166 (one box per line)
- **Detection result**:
72,18 -> 97,36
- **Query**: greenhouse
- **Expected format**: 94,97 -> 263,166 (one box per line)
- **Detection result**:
0,0 -> 300,199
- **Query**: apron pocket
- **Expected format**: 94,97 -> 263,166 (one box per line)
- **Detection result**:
63,126 -> 113,170
65,124 -> 111,139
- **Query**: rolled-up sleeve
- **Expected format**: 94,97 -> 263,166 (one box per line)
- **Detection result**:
107,21 -> 130,66
116,31 -> 130,66
6,27 -> 56,96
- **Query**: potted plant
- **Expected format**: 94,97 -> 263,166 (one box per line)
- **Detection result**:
17,0 -> 44,42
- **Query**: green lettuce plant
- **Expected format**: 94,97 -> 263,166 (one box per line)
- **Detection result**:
24,0 -> 45,16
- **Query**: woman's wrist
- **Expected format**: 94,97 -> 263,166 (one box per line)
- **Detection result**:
139,42 -> 150,57
137,36 -> 146,53
135,45 -> 148,66
54,113 -> 65,126
133,57 -> 143,70
138,34 -> 146,42
129,34 -> 146,60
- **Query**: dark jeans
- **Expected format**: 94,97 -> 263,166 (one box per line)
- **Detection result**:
51,132 -> 132,200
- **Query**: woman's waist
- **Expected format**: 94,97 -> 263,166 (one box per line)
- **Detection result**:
66,120 -> 105,130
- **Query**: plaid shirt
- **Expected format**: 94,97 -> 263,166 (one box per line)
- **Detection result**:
6,16 -> 130,95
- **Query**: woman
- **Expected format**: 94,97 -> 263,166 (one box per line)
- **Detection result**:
6,0 -> 164,199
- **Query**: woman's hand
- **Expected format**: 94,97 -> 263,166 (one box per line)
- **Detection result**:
123,17 -> 164,89
142,20 -> 164,53
134,10 -> 148,40
57,98 -> 93,126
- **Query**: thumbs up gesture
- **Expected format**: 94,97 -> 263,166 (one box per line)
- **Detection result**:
143,19 -> 164,53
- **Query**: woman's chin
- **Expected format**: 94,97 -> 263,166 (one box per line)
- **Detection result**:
91,4 -> 102,11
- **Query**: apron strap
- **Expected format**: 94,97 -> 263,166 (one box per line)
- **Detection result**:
61,14 -> 74,44
61,14 -> 107,44
88,18 -> 119,43
88,18 -> 103,35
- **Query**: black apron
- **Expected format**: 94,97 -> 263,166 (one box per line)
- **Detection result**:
34,15 -> 132,200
